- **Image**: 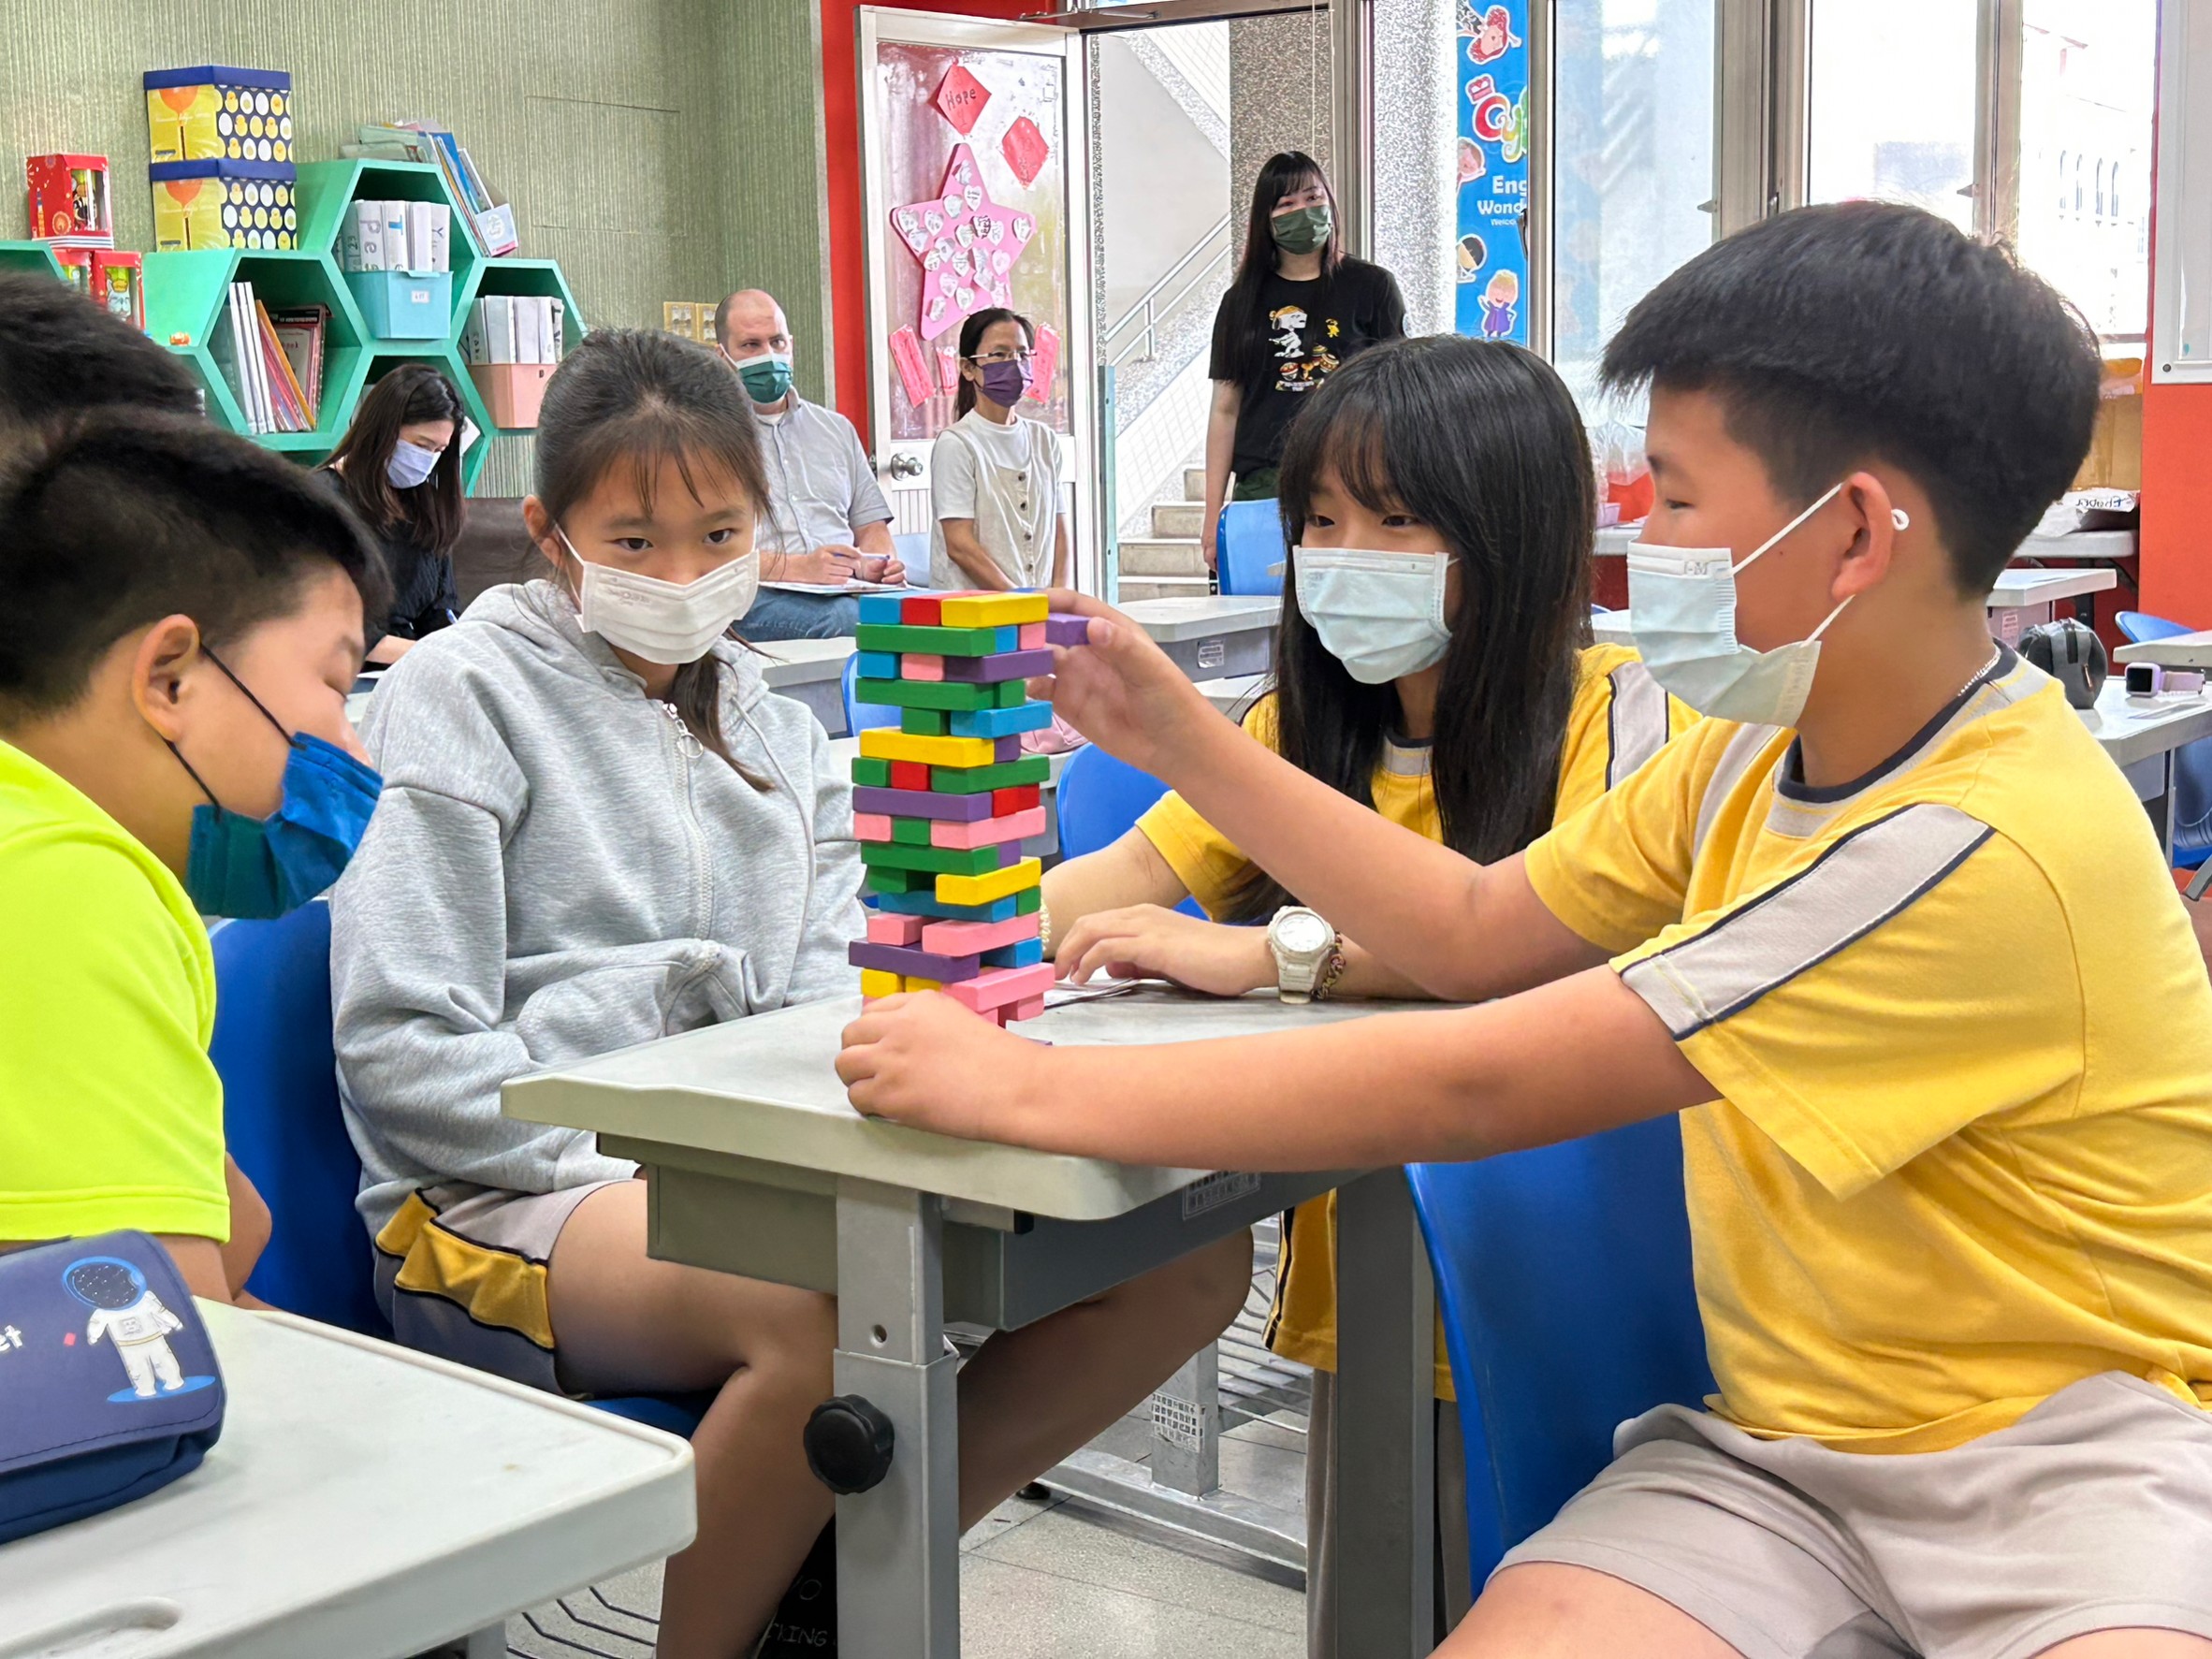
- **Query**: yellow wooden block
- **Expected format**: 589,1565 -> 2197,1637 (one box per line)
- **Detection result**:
937,857 -> 1042,907
861,968 -> 903,999
939,591 -> 1049,628
908,977 -> 942,991
857,728 -> 998,767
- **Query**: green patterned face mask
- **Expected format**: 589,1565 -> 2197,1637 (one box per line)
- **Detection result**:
1270,204 -> 1332,255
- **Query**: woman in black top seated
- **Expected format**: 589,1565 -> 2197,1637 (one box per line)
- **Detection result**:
1201,149 -> 1405,572
321,364 -> 466,664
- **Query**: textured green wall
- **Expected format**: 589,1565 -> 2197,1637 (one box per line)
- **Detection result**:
0,0 -> 834,399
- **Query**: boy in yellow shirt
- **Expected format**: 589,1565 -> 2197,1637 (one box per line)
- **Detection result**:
842,202 -> 2212,1656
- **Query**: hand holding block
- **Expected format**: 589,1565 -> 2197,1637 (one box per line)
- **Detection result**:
943,961 -> 1055,1014
920,911 -> 1041,954
930,806 -> 1046,849
938,856 -> 1042,906
1045,614 -> 1089,647
939,591 -> 1049,628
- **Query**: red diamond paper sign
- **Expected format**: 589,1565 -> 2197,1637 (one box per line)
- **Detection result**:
1001,116 -> 1051,187
934,65 -> 991,136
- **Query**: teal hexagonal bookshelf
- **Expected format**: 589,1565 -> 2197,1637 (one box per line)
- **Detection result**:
0,240 -> 65,279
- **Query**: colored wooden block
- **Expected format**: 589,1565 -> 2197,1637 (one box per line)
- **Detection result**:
855,650 -> 902,680
1019,621 -> 1046,649
901,654 -> 945,683
860,968 -> 903,999
890,760 -> 931,792
909,977 -> 942,992
942,648 -> 1055,684
901,706 -> 950,735
931,806 -> 1045,849
948,701 -> 1054,738
1045,614 -> 1089,646
900,595 -> 943,626
857,593 -> 908,625
992,783 -> 1042,816
863,864 -> 922,895
929,756 -> 1050,793
1013,883 -> 1042,915
852,756 -> 892,788
983,937 -> 1046,969
939,591 -> 1049,628
1009,996 -> 1045,1022
892,818 -> 933,845
871,889 -> 1019,923
853,812 -> 894,842
855,622 -> 1003,657
937,856 -> 1042,907
942,961 -> 1055,1014
861,839 -> 1010,878
855,677 -> 1006,713
852,784 -> 993,822
920,911 -> 1040,954
850,939 -> 984,982
859,728 -> 1002,767
866,913 -> 926,946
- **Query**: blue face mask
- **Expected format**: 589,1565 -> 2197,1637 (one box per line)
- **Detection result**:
1293,546 -> 1452,684
167,650 -> 384,919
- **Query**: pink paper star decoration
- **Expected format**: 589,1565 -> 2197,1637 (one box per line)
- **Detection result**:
889,144 -> 1037,344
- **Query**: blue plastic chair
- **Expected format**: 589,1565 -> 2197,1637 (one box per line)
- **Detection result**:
893,530 -> 929,570
2113,613 -> 2212,866
1216,500 -> 1288,598
211,905 -> 709,1434
841,652 -> 900,736
1055,745 -> 1204,918
1407,1116 -> 1715,1583
2118,611 -> 2194,644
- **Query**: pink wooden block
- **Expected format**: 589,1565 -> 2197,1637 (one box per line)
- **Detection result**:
1019,621 -> 1046,649
1008,997 -> 1045,1023
920,911 -> 1041,954
929,806 -> 1046,849
853,812 -> 895,841
866,912 -> 926,946
902,654 -> 945,682
942,961 -> 1055,1014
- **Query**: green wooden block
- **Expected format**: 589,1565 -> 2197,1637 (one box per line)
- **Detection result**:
851,756 -> 892,787
901,706 -> 950,735
891,818 -> 933,846
927,755 -> 1051,793
1015,884 -> 1042,914
859,840 -> 1005,877
990,679 -> 1028,708
854,677 -> 1000,712
865,864 -> 921,895
854,622 -> 1002,656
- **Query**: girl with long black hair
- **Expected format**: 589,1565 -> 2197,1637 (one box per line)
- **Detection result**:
319,364 -> 466,664
1201,150 -> 1406,570
1039,334 -> 1694,1652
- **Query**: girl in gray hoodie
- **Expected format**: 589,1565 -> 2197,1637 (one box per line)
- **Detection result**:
330,330 -> 1251,1657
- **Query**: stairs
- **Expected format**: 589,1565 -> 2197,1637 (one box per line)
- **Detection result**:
1118,463 -> 1215,601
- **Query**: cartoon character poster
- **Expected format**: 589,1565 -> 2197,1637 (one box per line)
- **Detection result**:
1454,2 -> 1530,345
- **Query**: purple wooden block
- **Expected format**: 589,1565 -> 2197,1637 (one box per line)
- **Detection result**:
993,734 -> 1020,763
849,939 -> 985,982
1045,614 -> 1088,647
853,785 -> 992,822
941,648 -> 1056,684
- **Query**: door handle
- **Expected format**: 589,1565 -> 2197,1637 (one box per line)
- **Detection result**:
882,454 -> 923,480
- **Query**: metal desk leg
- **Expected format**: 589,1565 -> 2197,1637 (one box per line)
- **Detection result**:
1149,1340 -> 1222,1496
836,1178 -> 961,1656
1332,1168 -> 1437,1657
461,1626 -> 504,1658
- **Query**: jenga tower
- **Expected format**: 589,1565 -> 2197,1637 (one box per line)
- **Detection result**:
847,590 -> 1086,1027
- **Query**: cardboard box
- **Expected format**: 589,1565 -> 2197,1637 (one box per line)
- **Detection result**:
149,161 -> 297,252
51,246 -> 92,297
26,153 -> 112,247
2074,357 -> 2145,492
470,362 -> 554,429
144,66 -> 294,165
91,250 -> 144,332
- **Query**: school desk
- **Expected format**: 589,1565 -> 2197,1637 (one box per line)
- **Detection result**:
505,986 -> 1445,1659
1119,593 -> 1283,679
0,1304 -> 695,1659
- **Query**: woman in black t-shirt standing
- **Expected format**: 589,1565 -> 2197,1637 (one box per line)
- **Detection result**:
319,364 -> 467,664
1202,150 -> 1406,571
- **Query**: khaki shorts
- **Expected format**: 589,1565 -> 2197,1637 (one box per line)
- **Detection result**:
1500,1372 -> 2212,1659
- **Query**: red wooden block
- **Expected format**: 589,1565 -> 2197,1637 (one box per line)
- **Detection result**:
992,784 -> 1041,817
901,596 -> 943,627
891,760 -> 931,792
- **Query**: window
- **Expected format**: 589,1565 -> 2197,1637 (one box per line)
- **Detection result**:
1806,0 -> 1977,232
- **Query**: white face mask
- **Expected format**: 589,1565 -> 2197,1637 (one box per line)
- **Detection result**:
1626,483 -> 1908,728
1292,546 -> 1452,685
386,437 -> 443,490
557,527 -> 759,665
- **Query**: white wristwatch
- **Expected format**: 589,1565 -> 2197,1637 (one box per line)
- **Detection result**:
1267,906 -> 1337,1004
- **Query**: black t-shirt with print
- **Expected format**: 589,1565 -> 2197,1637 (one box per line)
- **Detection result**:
1208,258 -> 1407,477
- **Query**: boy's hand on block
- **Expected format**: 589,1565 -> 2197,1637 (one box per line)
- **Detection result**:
1029,590 -> 1225,779
837,992 -> 1048,1142
1056,904 -> 1276,998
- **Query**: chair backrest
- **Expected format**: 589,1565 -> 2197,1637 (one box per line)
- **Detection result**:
893,530 -> 929,568
209,904 -> 387,1336
1054,745 -> 1203,916
1407,1116 -> 1714,1580
1217,500 -> 1288,598
2117,610 -> 2193,644
841,651 -> 900,736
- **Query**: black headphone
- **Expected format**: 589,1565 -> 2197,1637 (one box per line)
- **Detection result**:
2018,618 -> 2108,709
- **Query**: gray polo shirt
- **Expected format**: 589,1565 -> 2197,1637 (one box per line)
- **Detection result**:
754,398 -> 894,555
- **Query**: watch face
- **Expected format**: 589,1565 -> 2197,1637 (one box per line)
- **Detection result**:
1275,910 -> 1331,955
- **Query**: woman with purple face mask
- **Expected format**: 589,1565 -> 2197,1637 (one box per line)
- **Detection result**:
318,364 -> 467,666
928,308 -> 1070,592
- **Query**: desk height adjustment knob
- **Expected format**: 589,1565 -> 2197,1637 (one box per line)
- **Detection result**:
805,1395 -> 896,1493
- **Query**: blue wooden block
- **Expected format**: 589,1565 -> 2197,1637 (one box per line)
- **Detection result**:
947,702 -> 1054,738
856,650 -> 901,679
995,625 -> 1019,651
858,594 -> 907,625
870,889 -> 1019,923
982,938 -> 1045,969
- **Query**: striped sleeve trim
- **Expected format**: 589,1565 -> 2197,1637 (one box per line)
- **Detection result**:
1692,723 -> 1783,859
1621,803 -> 1994,1041
1605,662 -> 1673,789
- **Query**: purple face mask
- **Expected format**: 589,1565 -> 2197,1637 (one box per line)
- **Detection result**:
977,358 -> 1029,408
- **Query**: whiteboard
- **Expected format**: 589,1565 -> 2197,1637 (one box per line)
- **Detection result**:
2152,0 -> 2212,381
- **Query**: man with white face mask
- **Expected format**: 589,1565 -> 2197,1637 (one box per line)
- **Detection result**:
712,289 -> 906,641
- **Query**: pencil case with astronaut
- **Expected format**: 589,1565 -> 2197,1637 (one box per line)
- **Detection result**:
0,1230 -> 226,1545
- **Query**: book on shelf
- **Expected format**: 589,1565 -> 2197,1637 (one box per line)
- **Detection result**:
355,121 -> 519,255
255,299 -> 313,432
267,305 -> 328,416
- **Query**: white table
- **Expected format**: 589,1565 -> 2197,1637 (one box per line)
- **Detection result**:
759,637 -> 857,735
1985,565 -> 2117,646
1594,525 -> 2137,564
2117,630 -> 2212,669
1120,594 -> 1281,679
504,988 -> 1440,1658
0,1304 -> 695,1659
